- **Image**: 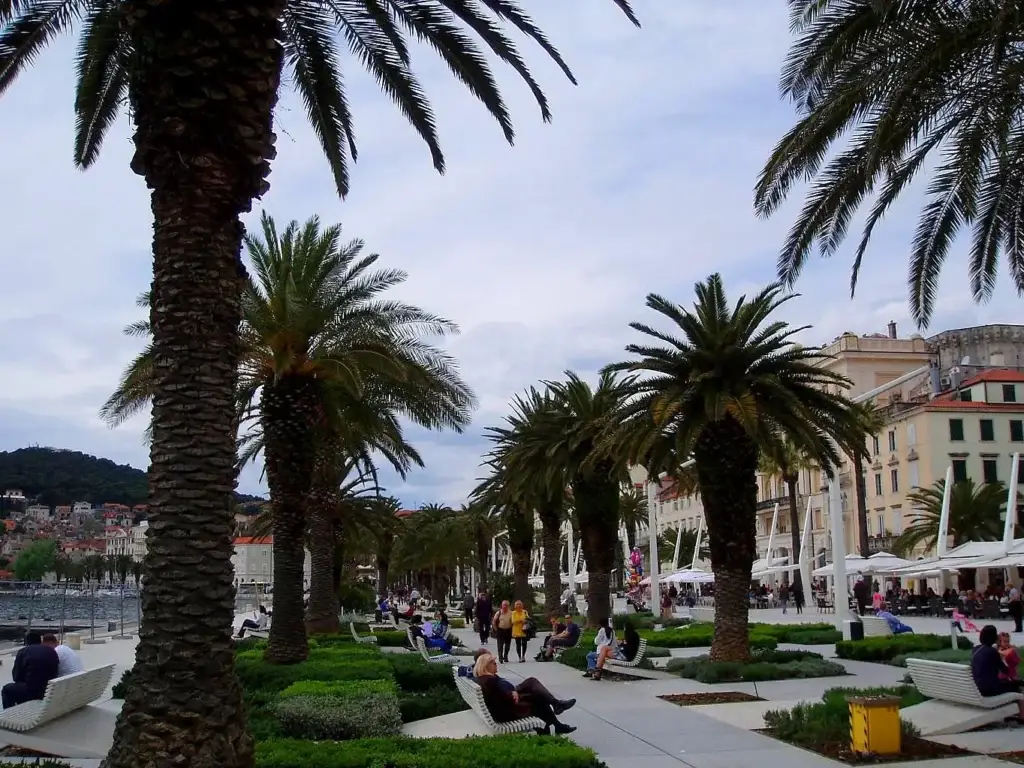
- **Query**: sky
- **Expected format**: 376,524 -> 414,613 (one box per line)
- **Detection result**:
0,1 -> 1020,507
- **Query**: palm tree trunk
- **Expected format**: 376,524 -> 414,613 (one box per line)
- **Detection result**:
786,475 -> 802,565
539,515 -> 562,616
511,548 -> 532,604
572,470 -> 619,627
855,450 -> 870,557
376,557 -> 390,597
261,375 -> 321,664
694,416 -> 759,662
305,505 -> 338,635
104,4 -> 286,763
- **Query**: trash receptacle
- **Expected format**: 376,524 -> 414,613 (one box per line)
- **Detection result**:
108,621 -> 117,632
844,619 -> 864,641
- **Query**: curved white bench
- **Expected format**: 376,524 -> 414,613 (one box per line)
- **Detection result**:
608,638 -> 648,669
451,667 -> 545,734
862,616 -> 893,637
0,664 -> 116,732
415,637 -> 459,665
349,621 -> 377,644
907,658 -> 1022,709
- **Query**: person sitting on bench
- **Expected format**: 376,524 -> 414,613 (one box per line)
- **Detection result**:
542,614 -> 580,660
423,612 -> 453,653
474,652 -> 576,735
973,624 -> 1024,721
236,605 -> 269,638
2,631 -> 58,709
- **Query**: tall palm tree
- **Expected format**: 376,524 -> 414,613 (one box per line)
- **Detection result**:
848,401 -> 886,558
754,1 -> 1020,326
102,213 -> 474,662
505,372 -> 630,625
759,436 -> 814,567
619,488 -> 647,552
5,2 -> 639,762
459,502 -> 504,587
608,274 -> 864,661
362,496 -> 404,597
480,387 -> 566,613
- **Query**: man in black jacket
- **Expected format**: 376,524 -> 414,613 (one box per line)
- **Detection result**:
2,631 -> 59,709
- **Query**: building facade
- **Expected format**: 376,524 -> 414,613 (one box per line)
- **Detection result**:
232,536 -> 312,588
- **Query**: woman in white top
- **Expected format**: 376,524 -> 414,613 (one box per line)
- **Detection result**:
584,618 -> 615,680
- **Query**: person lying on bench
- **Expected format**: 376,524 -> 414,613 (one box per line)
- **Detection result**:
973,624 -> 1024,721
473,652 -> 576,735
236,605 -> 269,638
2,632 -> 58,709
541,614 -> 580,660
875,610 -> 914,635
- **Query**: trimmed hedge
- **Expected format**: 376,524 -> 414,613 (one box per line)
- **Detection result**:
890,648 -> 973,667
612,613 -> 690,630
256,737 -> 604,768
643,624 -> 778,650
278,679 -> 396,699
235,649 -> 393,693
666,649 -> 845,683
398,685 -> 469,723
386,653 -> 459,693
835,634 -> 972,662
274,692 -> 402,740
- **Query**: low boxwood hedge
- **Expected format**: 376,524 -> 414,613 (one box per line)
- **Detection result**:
398,685 -> 469,723
256,736 -> 605,768
835,634 -> 972,662
235,650 -> 393,693
890,647 -> 973,667
643,625 -> 778,650
386,652 -> 458,693
612,613 -> 691,630
666,649 -> 846,683
274,691 -> 402,740
278,679 -> 396,699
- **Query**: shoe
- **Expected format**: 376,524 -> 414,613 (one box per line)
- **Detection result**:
582,671 -> 592,678
554,723 -> 577,735
553,698 -> 576,715
535,727 -> 552,736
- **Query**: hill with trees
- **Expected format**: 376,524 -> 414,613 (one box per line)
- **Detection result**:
0,447 -> 264,507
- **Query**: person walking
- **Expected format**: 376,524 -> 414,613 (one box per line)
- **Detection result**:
779,584 -> 790,615
1010,585 -> 1023,634
475,589 -> 493,645
493,600 -> 514,663
793,580 -> 805,615
511,600 -> 531,663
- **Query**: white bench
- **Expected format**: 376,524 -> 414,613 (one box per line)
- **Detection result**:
862,616 -> 893,637
0,664 -> 116,732
607,638 -> 648,669
415,637 -> 459,665
451,667 -> 545,734
907,658 -> 1023,709
349,622 -> 377,644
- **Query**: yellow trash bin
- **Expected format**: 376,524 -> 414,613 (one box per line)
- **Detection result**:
848,695 -> 901,755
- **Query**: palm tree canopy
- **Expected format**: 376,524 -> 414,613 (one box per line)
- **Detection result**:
755,1 -> 1024,326
2,0 -> 639,195
608,273 -> 863,474
894,477 -> 1019,555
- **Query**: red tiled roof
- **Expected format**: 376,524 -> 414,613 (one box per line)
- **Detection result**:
963,369 -> 1024,385
924,400 -> 1024,411
234,536 -> 272,545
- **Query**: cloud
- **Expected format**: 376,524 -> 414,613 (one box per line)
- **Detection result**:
0,1 -> 1020,507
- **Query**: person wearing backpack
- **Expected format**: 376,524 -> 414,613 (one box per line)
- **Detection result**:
511,600 -> 531,663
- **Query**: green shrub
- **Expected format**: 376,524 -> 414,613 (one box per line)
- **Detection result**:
764,685 -> 925,749
890,648 -> 973,667
236,650 -> 393,694
643,624 -> 778,650
784,629 -> 843,644
612,613 -> 690,630
555,642 -> 653,671
111,669 -> 133,699
667,651 -> 845,683
274,693 -> 402,740
235,637 -> 269,653
750,622 -> 838,642
337,580 -> 376,614
255,736 -> 604,768
368,630 -> 411,647
488,574 -> 515,603
278,679 -> 396,700
835,634 -> 971,662
398,685 -> 469,723
449,618 -> 466,629
386,653 -> 458,693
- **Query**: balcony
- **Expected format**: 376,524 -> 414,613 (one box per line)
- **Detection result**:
867,535 -> 899,554
756,496 -> 789,511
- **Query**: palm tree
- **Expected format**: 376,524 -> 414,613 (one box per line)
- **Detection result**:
759,436 -> 815,587
6,2 -> 639,762
505,372 -> 630,625
459,502 -> 504,588
848,401 -> 886,558
102,213 -> 474,662
480,387 -> 566,613
895,478 -> 1016,557
362,497 -> 404,597
608,274 -> 864,661
666,526 -> 710,567
619,488 -> 647,552
754,1 -> 1020,326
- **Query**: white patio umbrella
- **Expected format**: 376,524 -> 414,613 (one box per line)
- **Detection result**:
860,552 -> 912,574
812,553 -> 868,577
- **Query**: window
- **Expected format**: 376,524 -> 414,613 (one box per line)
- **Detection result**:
949,419 -> 965,441
952,459 -> 969,483
980,419 -> 995,442
888,430 -> 897,452
1011,420 -> 1023,442
876,514 -> 884,536
874,473 -> 883,496
893,510 -> 902,535
890,468 -> 899,494
983,459 -> 999,484
908,460 -> 920,489
871,436 -> 880,456
1004,384 -> 1017,403
960,389 -> 973,402
907,423 -> 917,446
